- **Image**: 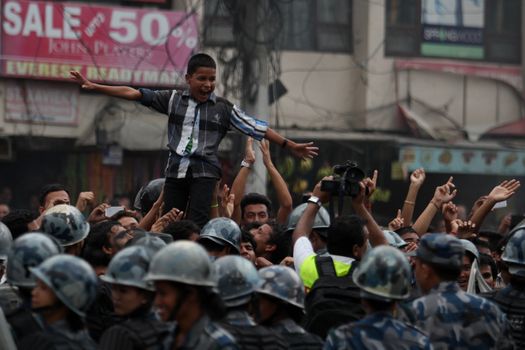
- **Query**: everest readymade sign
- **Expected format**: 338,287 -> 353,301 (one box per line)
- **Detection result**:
0,0 -> 198,86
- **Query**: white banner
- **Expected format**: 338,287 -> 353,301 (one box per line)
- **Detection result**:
5,80 -> 78,125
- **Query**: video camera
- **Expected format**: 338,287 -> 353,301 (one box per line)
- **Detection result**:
320,161 -> 367,198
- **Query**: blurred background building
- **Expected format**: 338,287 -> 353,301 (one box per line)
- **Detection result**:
0,0 -> 523,228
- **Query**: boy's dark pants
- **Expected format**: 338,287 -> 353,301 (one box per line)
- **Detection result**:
163,175 -> 217,229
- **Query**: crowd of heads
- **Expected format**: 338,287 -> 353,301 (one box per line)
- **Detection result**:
0,165 -> 524,348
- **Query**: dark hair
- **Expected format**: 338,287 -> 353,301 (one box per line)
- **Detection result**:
479,253 -> 498,280
472,237 -> 490,251
395,226 -> 417,236
240,193 -> 273,218
478,230 -> 503,252
110,228 -> 146,251
38,184 -> 70,206
187,53 -> 216,75
327,215 -> 366,258
164,220 -> 200,241
88,221 -> 121,247
267,222 -> 291,264
241,230 -> 257,250
1,209 -> 38,239
112,211 -> 140,221
313,228 -> 328,242
81,220 -> 120,267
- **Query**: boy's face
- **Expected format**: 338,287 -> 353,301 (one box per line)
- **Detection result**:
185,67 -> 216,102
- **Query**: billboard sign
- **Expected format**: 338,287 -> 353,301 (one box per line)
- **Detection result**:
400,145 -> 525,176
0,0 -> 198,86
421,0 -> 485,59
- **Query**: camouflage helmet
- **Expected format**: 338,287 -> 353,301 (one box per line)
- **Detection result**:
285,203 -> 330,235
383,230 -> 408,249
0,222 -> 13,260
408,233 -> 464,269
353,245 -> 411,301
130,233 -> 167,255
256,265 -> 305,309
215,255 -> 260,307
6,232 -> 61,287
133,178 -> 165,215
199,218 -> 241,254
460,239 -> 479,262
100,246 -> 155,291
502,228 -> 525,276
41,204 -> 90,246
31,254 -> 97,317
145,241 -> 216,287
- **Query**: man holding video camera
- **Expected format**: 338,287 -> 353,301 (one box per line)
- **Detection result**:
292,163 -> 387,290
291,163 -> 388,338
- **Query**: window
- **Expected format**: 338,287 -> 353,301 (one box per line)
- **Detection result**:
204,0 -> 353,53
385,0 -> 521,64
385,0 -> 420,56
203,0 -> 235,46
485,0 -> 521,63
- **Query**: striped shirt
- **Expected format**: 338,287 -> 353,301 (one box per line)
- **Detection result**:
139,88 -> 268,179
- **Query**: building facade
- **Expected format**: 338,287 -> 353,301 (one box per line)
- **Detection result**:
0,0 -> 523,224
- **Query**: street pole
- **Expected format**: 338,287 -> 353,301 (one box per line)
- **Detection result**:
242,0 -> 268,195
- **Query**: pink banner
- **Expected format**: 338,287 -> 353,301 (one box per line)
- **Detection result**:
1,0 -> 198,87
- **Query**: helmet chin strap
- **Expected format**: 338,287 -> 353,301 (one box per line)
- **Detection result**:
32,301 -> 65,317
168,285 -> 189,323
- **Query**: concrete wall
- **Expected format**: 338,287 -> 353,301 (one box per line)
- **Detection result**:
1,0 -> 522,146
273,0 -> 523,142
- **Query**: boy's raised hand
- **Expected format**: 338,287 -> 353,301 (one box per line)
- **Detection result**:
290,141 -> 319,159
70,70 -> 95,90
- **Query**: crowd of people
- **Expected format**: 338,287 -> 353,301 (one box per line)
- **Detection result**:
0,160 -> 524,350
0,53 -> 524,349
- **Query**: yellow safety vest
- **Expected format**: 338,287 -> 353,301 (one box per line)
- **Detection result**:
299,254 -> 352,291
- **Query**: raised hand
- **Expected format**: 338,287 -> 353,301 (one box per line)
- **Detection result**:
388,209 -> 404,231
87,203 -> 110,223
364,170 -> 378,198
151,208 -> 183,233
487,179 -> 521,202
259,139 -> 272,165
70,70 -> 95,90
456,220 -> 477,239
442,202 -> 458,223
290,142 -> 319,159
312,176 -> 332,204
410,168 -> 426,188
219,184 -> 235,219
432,176 -> 457,208
76,191 -> 95,212
351,181 -> 367,209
